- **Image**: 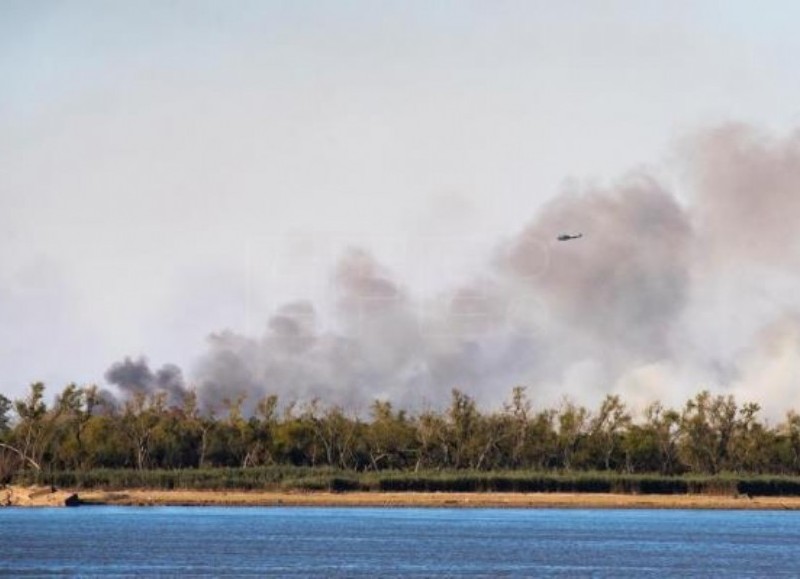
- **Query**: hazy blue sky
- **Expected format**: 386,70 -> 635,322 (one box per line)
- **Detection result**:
3,1 -> 800,404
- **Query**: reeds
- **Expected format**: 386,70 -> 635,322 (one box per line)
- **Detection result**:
15,467 -> 800,497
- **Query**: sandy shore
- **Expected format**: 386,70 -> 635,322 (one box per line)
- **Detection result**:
2,486 -> 78,507
71,489 -> 800,510
6,485 -> 800,509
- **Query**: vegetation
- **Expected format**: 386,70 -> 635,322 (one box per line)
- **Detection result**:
4,383 -> 800,496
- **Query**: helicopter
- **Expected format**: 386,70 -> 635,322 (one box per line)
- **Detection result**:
557,233 -> 583,241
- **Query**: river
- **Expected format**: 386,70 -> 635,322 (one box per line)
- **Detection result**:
2,506 -> 799,576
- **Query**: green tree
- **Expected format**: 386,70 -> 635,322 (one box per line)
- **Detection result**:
12,382 -> 52,471
502,386 -> 531,468
728,402 -> 769,473
472,410 -> 508,470
120,392 -> 165,470
0,393 -> 18,483
273,401 -> 319,466
555,399 -> 589,470
206,394 -> 255,467
446,389 -> 480,469
80,413 -> 129,468
587,395 -> 631,470
0,394 -> 11,437
414,409 -> 448,471
306,402 -> 362,469
366,400 -> 416,470
776,411 -> 800,474
678,391 -> 738,474
244,394 -> 280,467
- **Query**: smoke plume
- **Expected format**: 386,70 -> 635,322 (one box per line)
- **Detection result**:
107,123 -> 800,419
104,357 -> 189,407
499,175 -> 692,359
687,124 -> 800,268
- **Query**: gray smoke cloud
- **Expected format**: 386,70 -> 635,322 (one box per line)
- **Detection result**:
193,248 -> 540,414
498,175 -> 692,360
104,357 -> 189,407
109,123 -> 800,418
730,314 -> 800,420
687,124 -> 800,268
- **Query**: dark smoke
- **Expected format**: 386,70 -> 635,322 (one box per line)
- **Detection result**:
104,357 -> 189,407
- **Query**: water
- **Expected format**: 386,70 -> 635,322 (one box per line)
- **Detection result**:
2,507 -> 800,577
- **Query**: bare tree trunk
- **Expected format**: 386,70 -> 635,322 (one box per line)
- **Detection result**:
0,443 -> 41,471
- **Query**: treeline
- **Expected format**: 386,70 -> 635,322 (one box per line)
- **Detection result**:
2,383 -> 800,482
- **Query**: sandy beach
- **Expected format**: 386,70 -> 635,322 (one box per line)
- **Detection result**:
2,486 -> 77,507
5,486 -> 800,510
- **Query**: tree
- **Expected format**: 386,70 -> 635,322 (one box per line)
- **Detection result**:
0,394 -> 12,437
472,410 -> 508,470
12,382 -> 52,471
775,411 -> 800,474
120,392 -> 164,470
365,400 -> 416,470
446,389 -> 480,469
243,394 -> 280,467
0,382 -> 796,476
50,383 -> 92,470
305,402 -> 362,469
623,402 -> 681,474
205,394 -> 253,467
178,389 -> 213,468
273,401 -> 319,466
587,395 -> 631,470
503,386 -> 531,468
0,393 -> 19,482
678,391 -> 738,474
728,402 -> 769,473
526,409 -> 558,470
555,399 -> 589,470
414,409 -> 448,471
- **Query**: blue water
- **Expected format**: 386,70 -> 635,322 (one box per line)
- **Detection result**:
1,507 -> 800,577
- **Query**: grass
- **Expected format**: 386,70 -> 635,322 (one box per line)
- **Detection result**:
14,467 -> 800,497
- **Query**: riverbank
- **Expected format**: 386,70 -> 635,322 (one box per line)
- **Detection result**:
4,486 -> 800,509
77,489 -> 800,509
2,486 -> 78,507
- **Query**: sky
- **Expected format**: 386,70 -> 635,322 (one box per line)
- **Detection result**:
3,1 -> 800,416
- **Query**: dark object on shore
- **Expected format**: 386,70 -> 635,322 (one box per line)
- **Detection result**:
64,493 -> 80,507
